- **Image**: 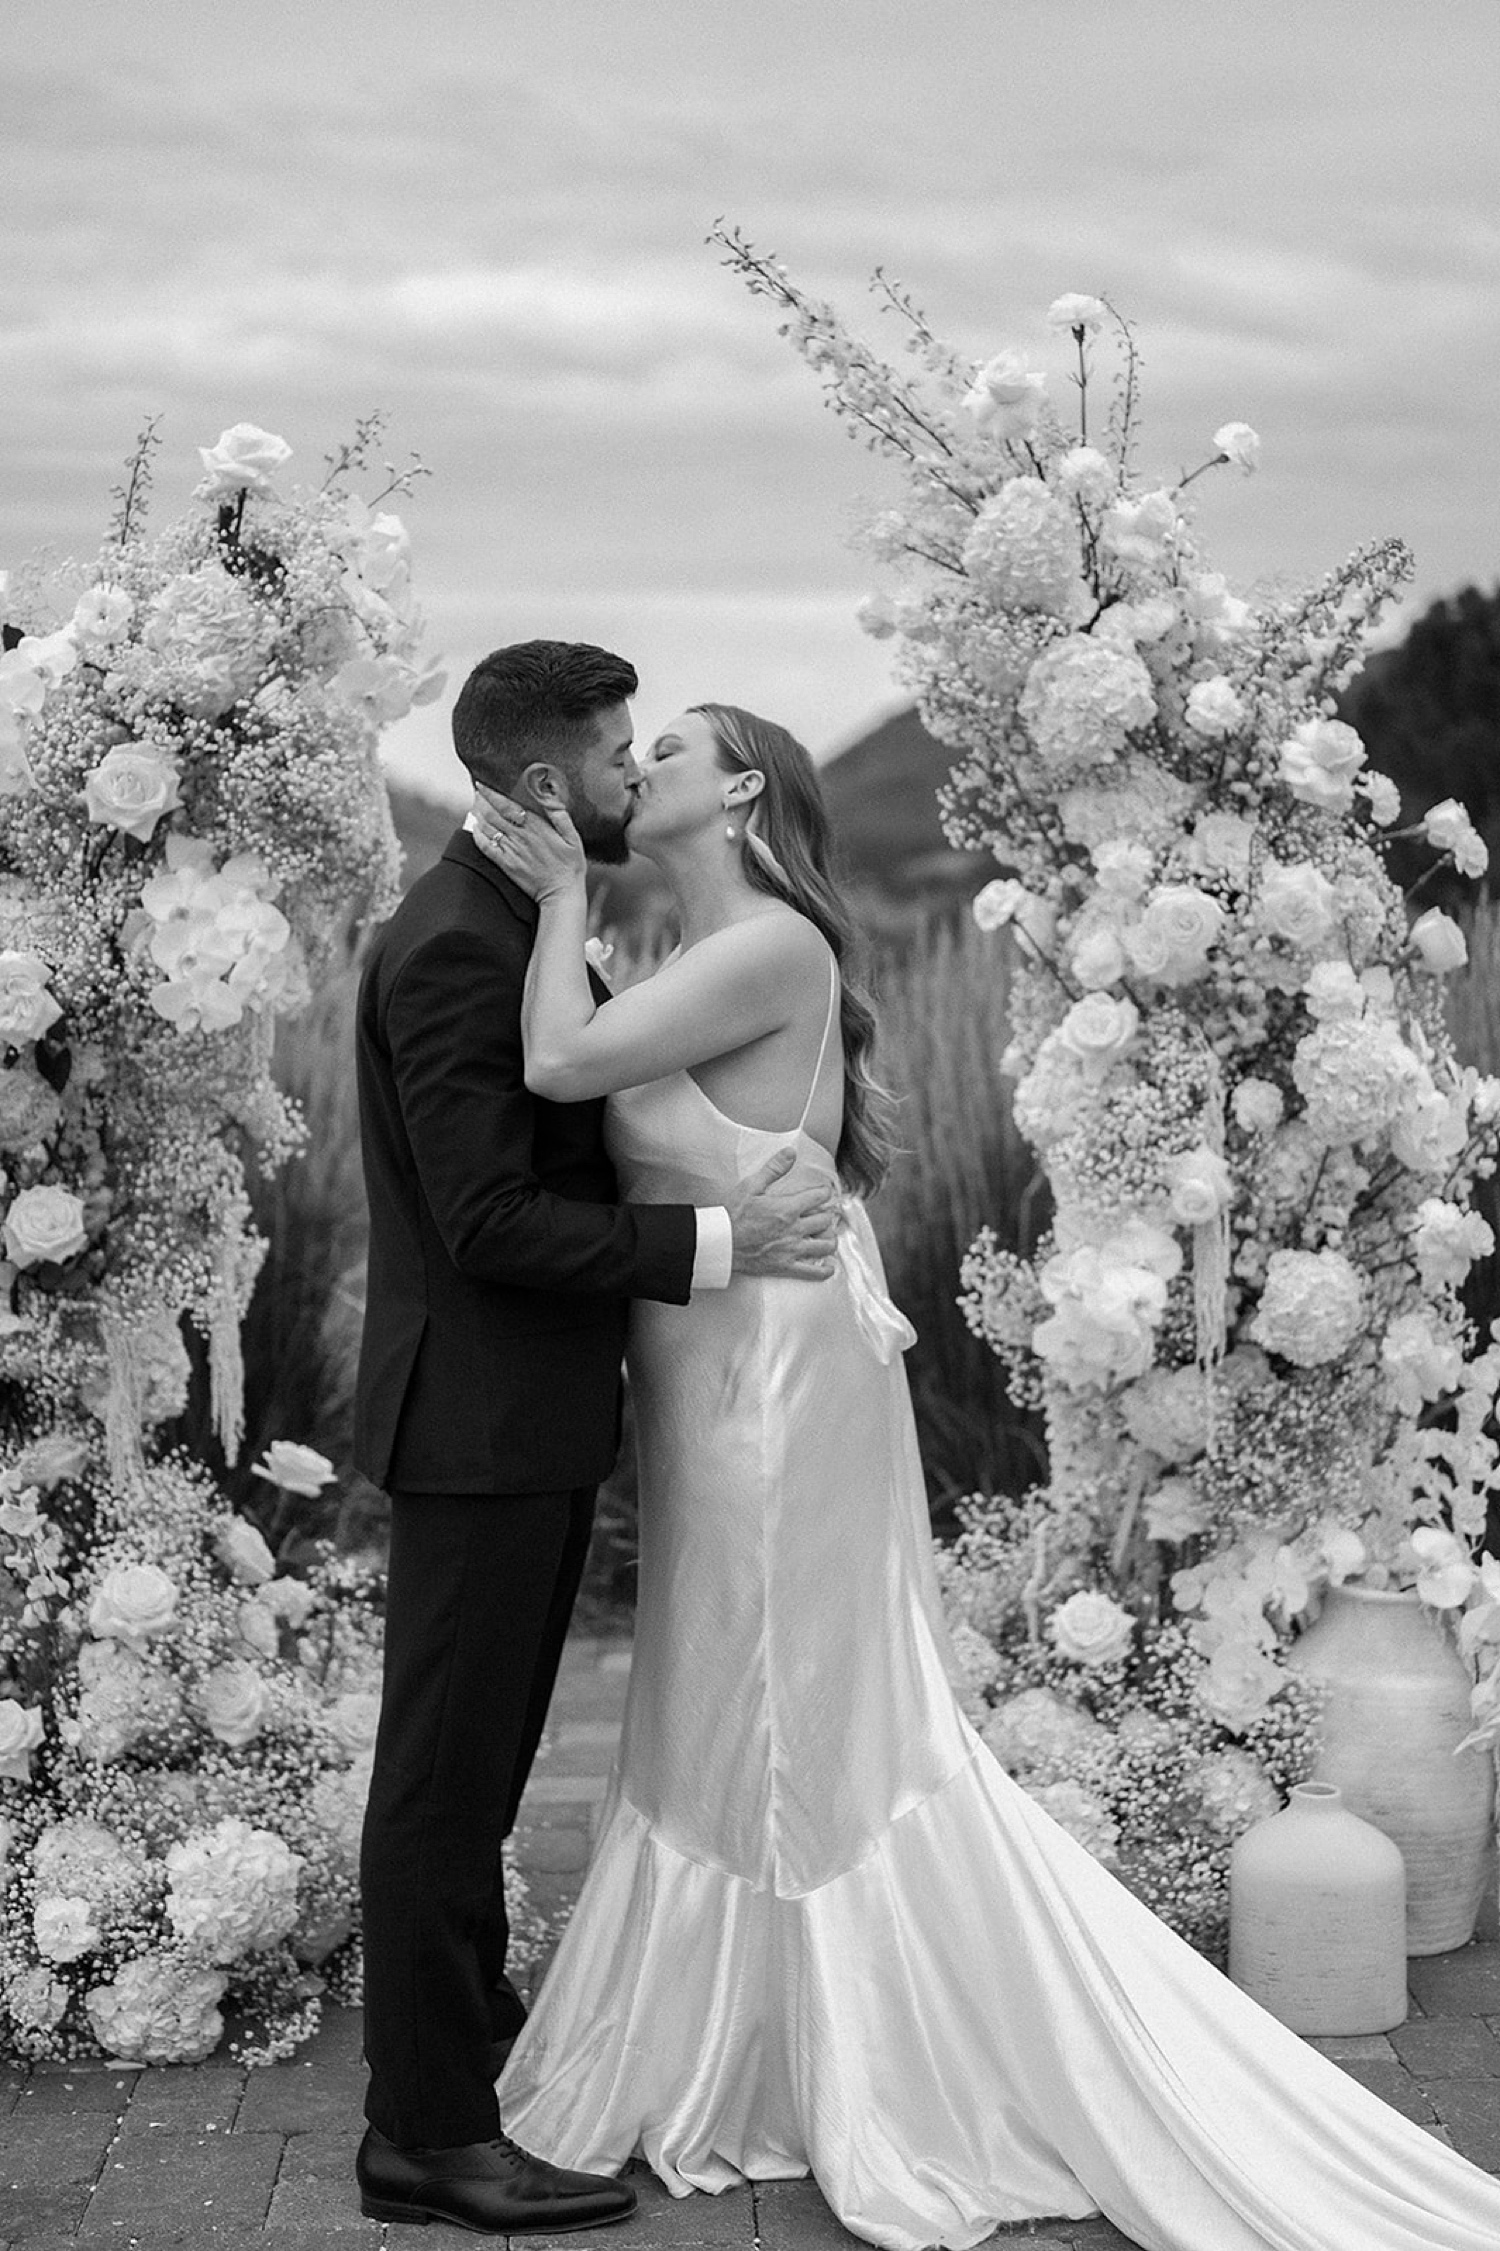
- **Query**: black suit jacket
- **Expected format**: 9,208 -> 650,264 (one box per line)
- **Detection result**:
352,828 -> 698,1493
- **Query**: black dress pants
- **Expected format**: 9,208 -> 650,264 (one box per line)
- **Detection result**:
359,1486 -> 596,2148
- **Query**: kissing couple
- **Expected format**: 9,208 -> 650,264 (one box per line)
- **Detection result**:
352,640 -> 1500,2251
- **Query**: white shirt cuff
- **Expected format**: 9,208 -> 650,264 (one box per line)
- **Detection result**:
691,1205 -> 734,1292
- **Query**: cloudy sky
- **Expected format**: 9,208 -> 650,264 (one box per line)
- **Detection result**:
4,0 -> 1497,803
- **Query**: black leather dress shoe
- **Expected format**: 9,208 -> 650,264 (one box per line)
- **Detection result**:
356,2124 -> 637,2233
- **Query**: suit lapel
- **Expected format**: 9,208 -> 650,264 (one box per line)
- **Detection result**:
441,826 -> 613,1008
441,826 -> 539,928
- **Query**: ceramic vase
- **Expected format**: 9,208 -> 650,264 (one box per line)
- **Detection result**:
1287,1582 -> 1494,1955
1229,1781 -> 1407,2033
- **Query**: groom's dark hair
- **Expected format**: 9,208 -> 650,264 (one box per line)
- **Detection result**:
451,640 -> 638,789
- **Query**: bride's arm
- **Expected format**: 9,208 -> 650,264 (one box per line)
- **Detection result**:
475,797 -> 822,1100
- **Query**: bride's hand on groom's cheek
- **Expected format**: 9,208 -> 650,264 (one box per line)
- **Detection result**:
472,787 -> 586,900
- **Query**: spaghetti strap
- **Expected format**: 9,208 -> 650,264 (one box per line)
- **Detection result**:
796,955 -> 840,1134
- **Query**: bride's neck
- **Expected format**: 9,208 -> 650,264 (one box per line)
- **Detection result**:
645,837 -> 762,951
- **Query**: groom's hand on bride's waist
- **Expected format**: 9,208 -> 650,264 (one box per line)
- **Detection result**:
725,1147 -> 841,1280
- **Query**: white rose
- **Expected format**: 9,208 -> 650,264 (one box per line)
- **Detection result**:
213,1517 -> 275,1587
1320,1526 -> 1368,1586
195,423 -> 292,499
1144,1476 -> 1210,1544
1046,293 -> 1107,333
196,1660 -> 270,1749
0,952 -> 62,1042
1279,718 -> 1366,813
962,349 -> 1048,438
1047,1588 -> 1135,1668
1213,422 -> 1261,474
82,747 -> 182,843
1070,923 -> 1128,989
1184,677 -> 1246,739
251,1440 -> 336,1498
327,1689 -> 381,1757
1054,992 -> 1139,1083
88,1561 -> 179,1651
1257,860 -> 1339,951
34,1893 -> 101,1963
1232,1078 -> 1284,1134
4,1185 -> 89,1270
1410,907 -> 1467,974
0,1697 -> 44,1780
1166,1145 -> 1233,1227
1125,885 -> 1223,988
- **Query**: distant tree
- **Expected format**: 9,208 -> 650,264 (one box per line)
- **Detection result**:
1340,582 -> 1500,898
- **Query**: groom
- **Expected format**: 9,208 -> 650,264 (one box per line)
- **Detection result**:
351,640 -> 839,2233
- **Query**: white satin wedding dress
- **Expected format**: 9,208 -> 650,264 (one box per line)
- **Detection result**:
499,968 -> 1500,2251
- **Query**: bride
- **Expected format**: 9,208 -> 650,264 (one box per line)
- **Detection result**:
469,702 -> 1500,2251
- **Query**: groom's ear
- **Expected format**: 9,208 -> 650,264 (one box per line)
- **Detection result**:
518,760 -> 568,812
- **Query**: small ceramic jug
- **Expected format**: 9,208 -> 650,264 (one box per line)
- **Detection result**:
1229,1781 -> 1407,2034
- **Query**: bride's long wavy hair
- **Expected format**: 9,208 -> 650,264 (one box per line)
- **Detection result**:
689,703 -> 896,1199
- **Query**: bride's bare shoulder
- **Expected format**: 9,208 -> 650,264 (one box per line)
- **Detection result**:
719,905 -> 832,976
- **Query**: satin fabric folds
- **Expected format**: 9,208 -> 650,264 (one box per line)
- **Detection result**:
499,1070 -> 1500,2251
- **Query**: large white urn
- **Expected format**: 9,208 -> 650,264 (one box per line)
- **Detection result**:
1288,1583 -> 1493,1955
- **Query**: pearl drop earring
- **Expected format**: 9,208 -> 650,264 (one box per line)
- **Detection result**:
726,822 -> 738,841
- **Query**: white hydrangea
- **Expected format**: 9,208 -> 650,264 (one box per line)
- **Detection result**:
1120,1366 -> 1214,1463
1291,1018 -> 1422,1145
1021,1777 -> 1121,1864
981,1685 -> 1106,1772
75,1639 -> 183,1762
960,478 -> 1083,615
1249,1248 -> 1365,1367
1193,1748 -> 1278,1835
165,1817 -> 303,1962
85,1955 -> 228,2064
1019,636 -> 1156,770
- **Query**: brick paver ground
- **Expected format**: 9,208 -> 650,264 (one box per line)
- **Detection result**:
4,1633 -> 1500,2251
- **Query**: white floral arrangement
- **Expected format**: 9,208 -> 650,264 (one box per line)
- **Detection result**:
718,229 -> 1500,1946
0,422 -> 548,2062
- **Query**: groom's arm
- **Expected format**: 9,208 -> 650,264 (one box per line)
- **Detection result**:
384,925 -> 701,1303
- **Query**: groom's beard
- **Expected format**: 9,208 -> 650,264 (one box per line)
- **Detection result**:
568,793 -> 634,867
